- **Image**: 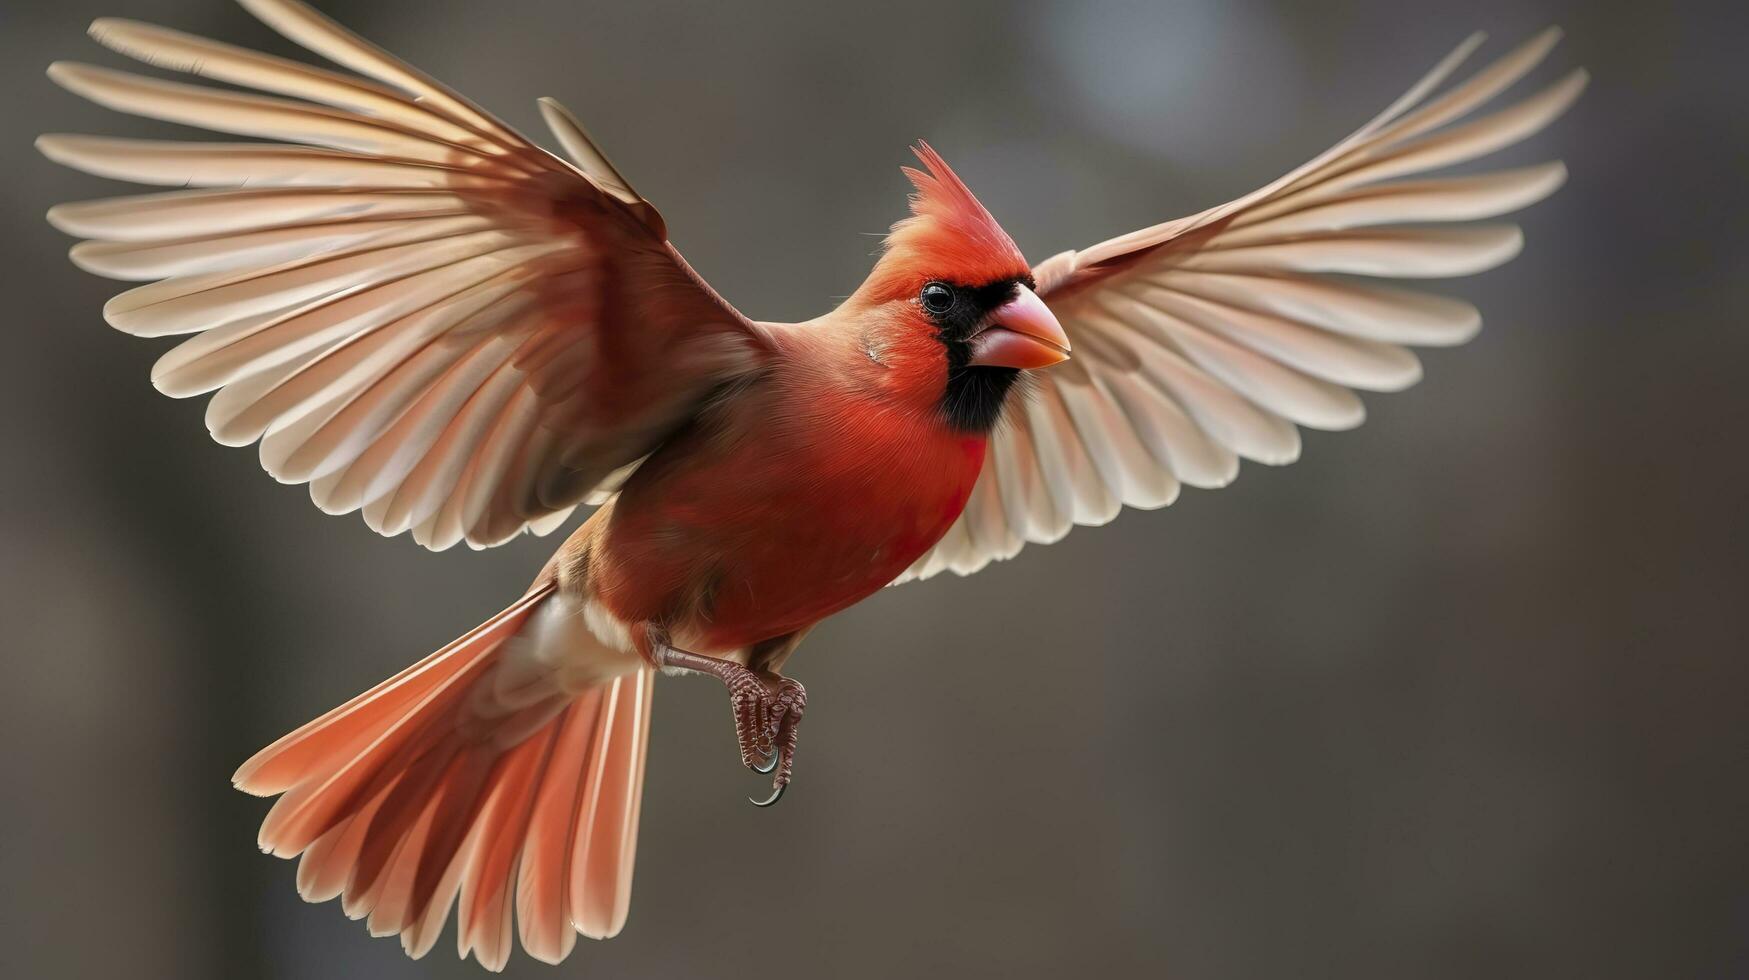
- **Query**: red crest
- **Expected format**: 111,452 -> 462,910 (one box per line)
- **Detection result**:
858,143 -> 1031,302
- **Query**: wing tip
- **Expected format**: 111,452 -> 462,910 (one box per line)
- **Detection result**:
1564,65 -> 1593,99
66,241 -> 117,279
44,60 -> 78,89
1323,399 -> 1368,433
536,96 -> 645,207
1543,158 -> 1571,189
86,18 -> 183,66
1375,354 -> 1426,394
34,133 -> 82,163
1498,25 -> 1566,76
1453,311 -> 1484,346
1454,30 -> 1489,61
86,17 -> 129,43
235,0 -> 297,26
1535,67 -> 1592,127
99,295 -> 140,333
43,201 -> 76,236
1497,224 -> 1527,266
1539,68 -> 1591,134
1257,435 -> 1303,467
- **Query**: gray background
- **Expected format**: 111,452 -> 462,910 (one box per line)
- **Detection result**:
3,0 -> 1746,978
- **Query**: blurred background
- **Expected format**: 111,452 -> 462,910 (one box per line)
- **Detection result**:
3,0 -> 1746,977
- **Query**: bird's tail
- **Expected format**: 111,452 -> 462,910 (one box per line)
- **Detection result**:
233,584 -> 653,971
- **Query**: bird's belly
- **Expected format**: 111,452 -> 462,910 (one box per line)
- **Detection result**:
684,490 -> 951,649
590,425 -> 985,654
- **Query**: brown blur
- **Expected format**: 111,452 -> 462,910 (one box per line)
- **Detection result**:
3,1 -> 1746,977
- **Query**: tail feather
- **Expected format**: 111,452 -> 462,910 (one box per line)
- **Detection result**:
295,780 -> 389,902
234,585 -> 654,970
515,688 -> 603,964
456,724 -> 556,967
571,674 -> 650,937
235,588 -> 549,796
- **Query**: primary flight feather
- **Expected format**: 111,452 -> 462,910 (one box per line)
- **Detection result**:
39,0 -> 1584,969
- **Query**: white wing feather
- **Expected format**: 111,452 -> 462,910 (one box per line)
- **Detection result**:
897,29 -> 1585,584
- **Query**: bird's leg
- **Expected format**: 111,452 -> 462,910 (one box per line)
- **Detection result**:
641,629 -> 806,807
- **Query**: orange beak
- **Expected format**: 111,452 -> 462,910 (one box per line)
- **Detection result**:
968,285 -> 1071,369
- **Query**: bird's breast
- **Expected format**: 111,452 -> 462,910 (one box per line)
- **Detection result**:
587,378 -> 985,653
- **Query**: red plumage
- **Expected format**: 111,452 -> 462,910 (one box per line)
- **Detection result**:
40,1 -> 1581,969
860,142 -> 1034,302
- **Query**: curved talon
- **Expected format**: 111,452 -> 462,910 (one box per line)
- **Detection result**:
652,641 -> 803,806
748,782 -> 787,808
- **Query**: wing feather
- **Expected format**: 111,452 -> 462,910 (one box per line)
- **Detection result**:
42,0 -> 766,549
69,214 -> 476,281
86,18 -> 520,155
900,29 -> 1582,583
37,134 -> 519,190
49,188 -> 471,242
47,62 -> 520,171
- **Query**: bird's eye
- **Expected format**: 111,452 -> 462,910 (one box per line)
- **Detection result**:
919,282 -> 956,315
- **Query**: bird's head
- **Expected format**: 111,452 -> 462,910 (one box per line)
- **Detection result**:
849,143 -> 1071,432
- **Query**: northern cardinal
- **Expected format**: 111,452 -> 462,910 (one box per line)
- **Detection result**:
39,0 -> 1584,969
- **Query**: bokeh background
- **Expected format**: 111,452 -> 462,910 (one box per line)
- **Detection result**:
3,0 -> 1746,977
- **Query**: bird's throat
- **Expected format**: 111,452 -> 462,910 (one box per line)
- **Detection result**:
939,363 -> 1021,432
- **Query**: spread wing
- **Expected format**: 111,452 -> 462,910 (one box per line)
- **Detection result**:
39,0 -> 767,550
898,28 -> 1585,584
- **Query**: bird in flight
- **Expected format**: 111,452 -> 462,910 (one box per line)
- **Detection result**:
39,0 -> 1584,969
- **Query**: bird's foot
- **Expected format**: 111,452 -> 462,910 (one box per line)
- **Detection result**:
644,634 -> 806,807
725,668 -> 806,806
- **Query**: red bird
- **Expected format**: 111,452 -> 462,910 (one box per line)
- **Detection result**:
40,0 -> 1584,969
